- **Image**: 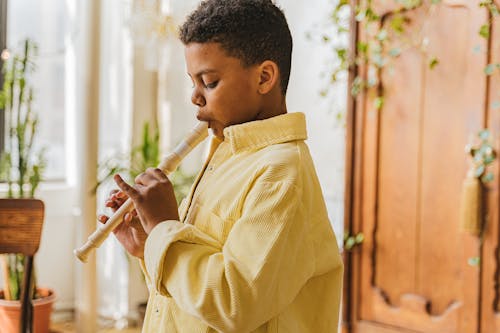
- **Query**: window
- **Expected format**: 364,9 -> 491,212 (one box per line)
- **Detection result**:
5,0 -> 70,180
0,0 -> 7,156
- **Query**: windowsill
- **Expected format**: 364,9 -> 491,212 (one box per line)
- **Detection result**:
0,181 -> 75,195
0,182 -> 78,216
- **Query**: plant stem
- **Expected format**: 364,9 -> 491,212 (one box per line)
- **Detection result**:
6,56 -> 16,197
0,255 -> 11,300
16,40 -> 30,198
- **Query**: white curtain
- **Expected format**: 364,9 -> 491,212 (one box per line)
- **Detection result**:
95,0 -> 137,327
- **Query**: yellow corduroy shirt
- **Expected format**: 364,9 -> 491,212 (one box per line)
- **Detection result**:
140,112 -> 343,333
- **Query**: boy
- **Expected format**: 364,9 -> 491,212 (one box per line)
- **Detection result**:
100,0 -> 343,332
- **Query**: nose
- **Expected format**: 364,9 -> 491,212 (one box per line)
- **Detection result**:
191,88 -> 206,107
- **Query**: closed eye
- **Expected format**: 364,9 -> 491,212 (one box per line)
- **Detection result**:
205,81 -> 219,89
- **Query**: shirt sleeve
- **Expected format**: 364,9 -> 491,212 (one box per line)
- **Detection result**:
143,179 -> 316,333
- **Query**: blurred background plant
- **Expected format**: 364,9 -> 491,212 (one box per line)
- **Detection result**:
95,122 -> 195,204
311,0 -> 500,119
0,38 -> 47,302
306,0 -> 350,126
0,38 -> 46,199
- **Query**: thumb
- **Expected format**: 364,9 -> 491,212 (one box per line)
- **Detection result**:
114,174 -> 139,201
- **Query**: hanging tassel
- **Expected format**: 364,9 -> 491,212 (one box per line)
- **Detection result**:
459,169 -> 482,236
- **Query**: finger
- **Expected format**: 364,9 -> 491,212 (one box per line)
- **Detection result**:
116,191 -> 127,199
134,171 -> 157,186
135,167 -> 167,186
124,212 -> 133,224
127,215 -> 145,232
124,213 -> 142,231
150,167 -> 168,181
110,193 -> 127,206
114,174 -> 139,200
108,189 -> 119,197
98,214 -> 109,223
106,189 -> 126,209
105,199 -> 118,209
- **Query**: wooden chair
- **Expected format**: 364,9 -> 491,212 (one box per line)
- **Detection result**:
0,199 -> 45,333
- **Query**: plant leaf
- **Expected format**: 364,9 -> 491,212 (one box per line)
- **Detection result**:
478,129 -> 490,140
389,48 -> 401,57
475,164 -> 485,177
374,96 -> 384,109
484,64 -> 495,75
482,172 -> 494,183
468,257 -> 480,266
479,24 -> 490,39
376,29 -> 388,41
429,57 -> 439,69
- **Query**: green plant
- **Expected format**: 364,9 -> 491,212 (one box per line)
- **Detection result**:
0,39 -> 46,198
96,122 -> 196,204
306,0 -> 350,124
466,129 -> 497,184
344,232 -> 364,251
316,0 -> 500,121
0,39 -> 47,301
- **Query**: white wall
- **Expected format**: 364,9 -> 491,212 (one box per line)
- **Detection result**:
34,186 -> 77,311
278,0 -> 346,243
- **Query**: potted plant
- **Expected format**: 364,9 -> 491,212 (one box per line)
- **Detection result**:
0,38 -> 55,332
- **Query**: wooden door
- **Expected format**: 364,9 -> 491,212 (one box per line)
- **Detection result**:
344,1 -> 499,332
480,1 -> 500,332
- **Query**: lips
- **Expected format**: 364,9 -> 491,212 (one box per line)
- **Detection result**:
196,112 -> 211,126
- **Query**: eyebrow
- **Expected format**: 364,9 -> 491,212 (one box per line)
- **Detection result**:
189,69 -> 218,77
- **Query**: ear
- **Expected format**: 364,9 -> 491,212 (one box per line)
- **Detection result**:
257,60 -> 279,94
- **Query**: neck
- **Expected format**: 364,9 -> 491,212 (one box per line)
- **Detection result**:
256,93 -> 287,121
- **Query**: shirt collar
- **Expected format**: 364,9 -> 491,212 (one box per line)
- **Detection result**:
223,112 -> 308,154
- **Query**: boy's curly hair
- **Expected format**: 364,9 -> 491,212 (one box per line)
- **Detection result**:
179,0 -> 292,95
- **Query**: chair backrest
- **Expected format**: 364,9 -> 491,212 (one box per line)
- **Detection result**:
0,198 -> 45,333
0,199 -> 45,256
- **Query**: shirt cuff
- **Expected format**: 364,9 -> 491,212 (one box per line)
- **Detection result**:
144,220 -> 187,296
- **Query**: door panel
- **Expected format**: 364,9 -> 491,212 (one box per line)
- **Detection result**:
418,2 -> 485,324
348,2 -> 490,332
480,2 -> 500,332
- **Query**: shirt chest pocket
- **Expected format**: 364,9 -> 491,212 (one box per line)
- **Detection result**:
185,201 -> 233,243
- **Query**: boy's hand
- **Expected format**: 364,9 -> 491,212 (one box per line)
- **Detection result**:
98,189 -> 147,259
114,168 -> 180,234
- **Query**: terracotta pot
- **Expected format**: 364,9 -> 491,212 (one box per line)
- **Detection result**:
0,288 -> 56,333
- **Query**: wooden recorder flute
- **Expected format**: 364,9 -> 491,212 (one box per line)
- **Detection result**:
74,122 -> 209,263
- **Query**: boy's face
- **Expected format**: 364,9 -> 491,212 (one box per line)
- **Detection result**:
185,42 -> 263,139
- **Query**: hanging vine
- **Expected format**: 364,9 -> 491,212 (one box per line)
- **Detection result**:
313,0 -> 500,252
319,0 -> 500,115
